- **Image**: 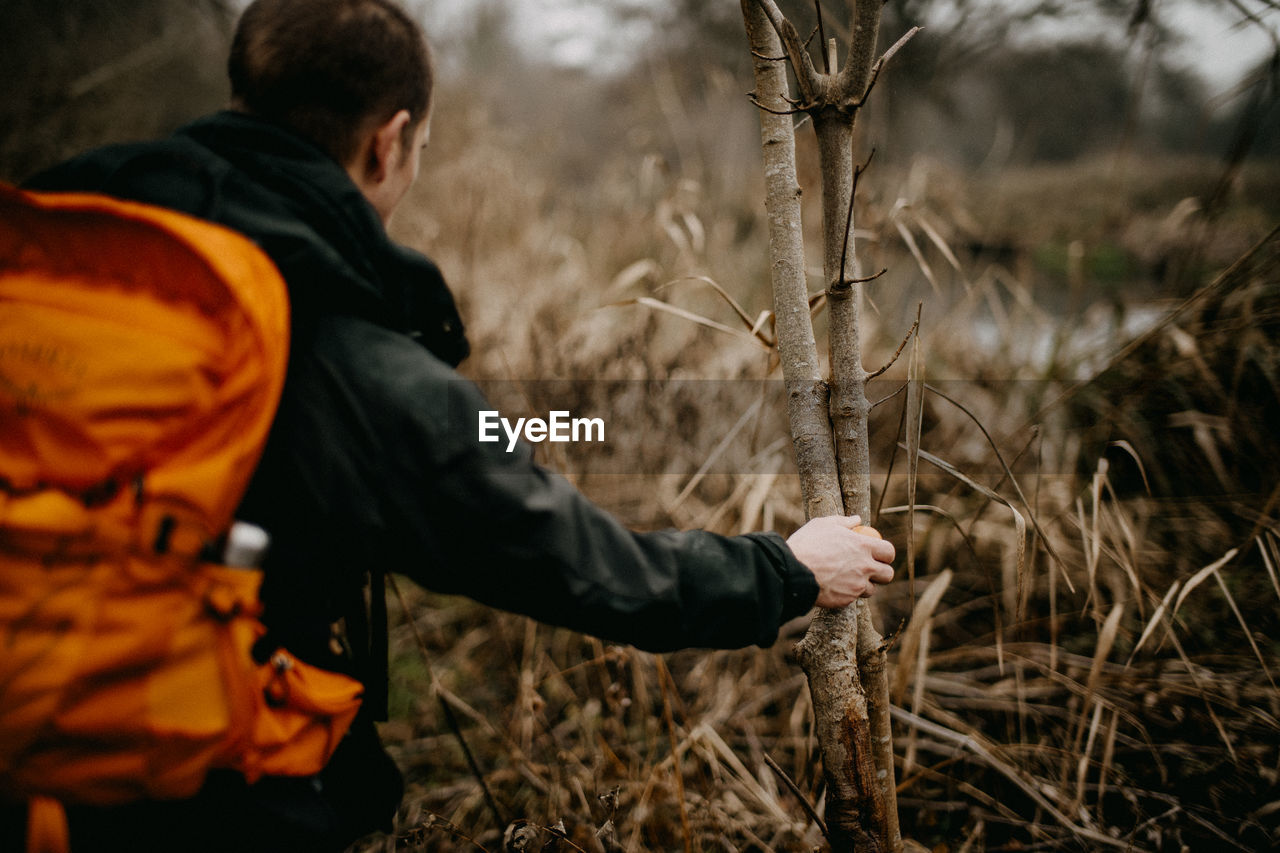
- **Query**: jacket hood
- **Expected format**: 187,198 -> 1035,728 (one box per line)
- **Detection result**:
24,111 -> 469,367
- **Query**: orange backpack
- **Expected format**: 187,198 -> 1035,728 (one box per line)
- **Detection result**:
0,185 -> 364,851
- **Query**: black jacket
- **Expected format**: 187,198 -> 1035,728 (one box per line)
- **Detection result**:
22,111 -> 819,848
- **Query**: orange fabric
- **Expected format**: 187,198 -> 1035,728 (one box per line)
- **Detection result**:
0,184 -> 288,532
239,647 -> 364,780
0,186 -> 363,817
24,797 -> 69,853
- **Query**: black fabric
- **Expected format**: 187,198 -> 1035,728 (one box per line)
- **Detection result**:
21,111 -> 821,844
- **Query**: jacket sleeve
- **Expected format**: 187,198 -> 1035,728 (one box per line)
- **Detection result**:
298,317 -> 819,652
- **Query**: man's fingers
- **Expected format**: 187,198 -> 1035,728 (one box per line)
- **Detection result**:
788,515 -> 898,608
870,537 -> 896,564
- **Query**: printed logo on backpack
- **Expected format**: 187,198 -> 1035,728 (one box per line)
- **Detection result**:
0,186 -> 364,841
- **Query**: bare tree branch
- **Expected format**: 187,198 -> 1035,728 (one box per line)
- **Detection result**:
742,0 -> 842,521
867,311 -> 920,381
851,26 -> 922,108
815,0 -> 831,73
833,0 -> 884,100
747,93 -> 805,115
836,147 -> 876,292
753,0 -> 822,104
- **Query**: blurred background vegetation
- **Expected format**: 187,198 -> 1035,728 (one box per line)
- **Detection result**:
4,1 -> 1280,850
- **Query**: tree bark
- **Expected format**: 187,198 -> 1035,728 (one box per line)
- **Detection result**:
814,114 -> 870,520
741,0 -> 842,521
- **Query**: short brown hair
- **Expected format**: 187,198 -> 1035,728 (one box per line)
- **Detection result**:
228,0 -> 433,165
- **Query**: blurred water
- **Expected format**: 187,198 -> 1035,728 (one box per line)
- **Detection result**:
968,302 -> 1169,379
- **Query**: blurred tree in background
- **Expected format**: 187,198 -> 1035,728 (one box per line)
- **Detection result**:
3,0 -> 1274,182
628,0 -> 1273,166
0,0 -> 234,182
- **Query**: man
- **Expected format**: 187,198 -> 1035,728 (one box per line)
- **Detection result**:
13,0 -> 895,849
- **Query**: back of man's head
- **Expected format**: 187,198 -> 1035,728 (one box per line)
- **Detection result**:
228,0 -> 432,166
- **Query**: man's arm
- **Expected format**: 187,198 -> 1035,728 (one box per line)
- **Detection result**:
276,318 -> 894,651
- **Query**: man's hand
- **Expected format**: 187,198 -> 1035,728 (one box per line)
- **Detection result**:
786,515 -> 896,608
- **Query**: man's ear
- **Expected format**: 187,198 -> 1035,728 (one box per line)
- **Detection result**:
364,109 -> 413,183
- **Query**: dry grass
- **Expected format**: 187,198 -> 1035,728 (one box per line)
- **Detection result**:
3,5 -> 1275,850
362,83 -> 1280,852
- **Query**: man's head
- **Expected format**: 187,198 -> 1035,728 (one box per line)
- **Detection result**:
229,0 -> 433,221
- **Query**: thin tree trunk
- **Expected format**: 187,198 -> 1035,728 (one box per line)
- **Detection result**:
742,2 -> 911,850
796,108 -> 894,851
815,114 -> 870,520
741,0 -> 842,521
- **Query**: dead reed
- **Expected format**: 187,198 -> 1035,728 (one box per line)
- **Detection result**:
360,93 -> 1280,852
